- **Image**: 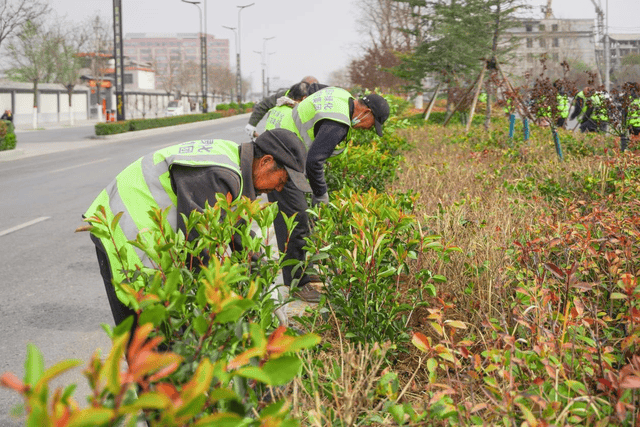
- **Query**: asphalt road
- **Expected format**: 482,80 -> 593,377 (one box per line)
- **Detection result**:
0,114 -> 254,426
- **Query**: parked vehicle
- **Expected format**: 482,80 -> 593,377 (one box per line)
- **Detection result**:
165,100 -> 184,117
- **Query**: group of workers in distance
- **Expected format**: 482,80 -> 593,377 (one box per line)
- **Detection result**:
83,77 -> 390,334
516,80 -> 640,136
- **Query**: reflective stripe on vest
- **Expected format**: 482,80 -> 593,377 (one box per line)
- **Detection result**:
591,94 -> 608,122
629,99 -> 640,127
265,87 -> 352,150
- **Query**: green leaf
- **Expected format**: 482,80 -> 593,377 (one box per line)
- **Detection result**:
193,314 -> 209,336
67,408 -> 115,427
235,366 -> 272,385
262,356 -> 302,386
175,394 -> 207,420
110,211 -> 124,231
565,380 -> 587,394
24,343 -> 44,387
193,412 -> 243,427
89,227 -> 110,240
432,275 -> 447,283
377,266 -> 397,278
287,333 -> 321,353
102,332 -> 128,395
208,387 -> 239,403
37,359 -> 83,391
610,292 -> 628,300
119,392 -> 172,413
138,305 -> 166,327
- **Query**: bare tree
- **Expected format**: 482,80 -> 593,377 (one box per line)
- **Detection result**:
208,65 -> 235,103
155,56 -> 182,98
81,14 -> 113,116
350,0 -> 429,91
176,60 -> 199,96
0,0 -> 49,50
355,0 -> 426,52
52,23 -> 90,125
6,19 -> 58,128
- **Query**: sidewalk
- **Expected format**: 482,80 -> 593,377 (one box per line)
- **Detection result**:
0,114 -> 250,162
12,118 -> 101,132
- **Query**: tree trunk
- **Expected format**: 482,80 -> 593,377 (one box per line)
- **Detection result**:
466,63 -> 487,133
422,82 -> 441,121
484,78 -> 492,131
67,86 -> 75,126
32,79 -> 39,129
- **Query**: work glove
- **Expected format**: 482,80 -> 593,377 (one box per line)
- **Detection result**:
245,124 -> 258,140
312,192 -> 329,207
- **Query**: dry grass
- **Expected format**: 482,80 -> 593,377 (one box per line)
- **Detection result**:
392,123 -> 618,331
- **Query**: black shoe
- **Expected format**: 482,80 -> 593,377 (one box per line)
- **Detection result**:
292,284 -> 322,303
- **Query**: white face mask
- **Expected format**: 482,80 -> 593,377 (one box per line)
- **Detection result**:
351,110 -> 368,126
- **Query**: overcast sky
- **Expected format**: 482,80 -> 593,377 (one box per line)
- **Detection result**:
46,0 -> 640,92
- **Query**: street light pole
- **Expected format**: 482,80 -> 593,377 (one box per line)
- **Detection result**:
262,36 -> 274,97
181,0 -> 206,113
222,25 -> 237,101
253,50 -> 264,97
236,3 -> 254,104
203,0 -> 208,112
266,51 -> 275,95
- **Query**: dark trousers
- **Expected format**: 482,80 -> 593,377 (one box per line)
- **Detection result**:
91,234 -> 137,337
267,179 -> 311,288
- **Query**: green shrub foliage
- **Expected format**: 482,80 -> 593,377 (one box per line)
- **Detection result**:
2,196 -> 319,426
95,112 -> 224,135
0,119 -> 16,151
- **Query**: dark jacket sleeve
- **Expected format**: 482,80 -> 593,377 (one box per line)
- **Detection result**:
170,164 -> 241,241
306,120 -> 349,197
248,88 -> 288,126
170,165 -> 257,263
569,97 -> 583,120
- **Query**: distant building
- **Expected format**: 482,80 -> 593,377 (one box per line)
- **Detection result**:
104,58 -> 156,91
124,33 -> 230,90
600,33 -> 640,69
503,18 -> 597,78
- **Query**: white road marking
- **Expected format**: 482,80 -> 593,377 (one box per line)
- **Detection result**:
52,158 -> 110,173
0,217 -> 51,237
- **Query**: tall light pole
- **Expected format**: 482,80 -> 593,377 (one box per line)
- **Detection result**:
266,51 -> 276,95
253,50 -> 264,98
604,0 -> 610,92
112,0 -> 125,121
236,3 -> 254,104
203,0 -> 208,112
262,36 -> 274,98
222,25 -> 237,101
181,0 -> 207,113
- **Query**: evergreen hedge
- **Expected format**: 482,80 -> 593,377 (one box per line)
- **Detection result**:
95,111 -> 224,136
0,120 -> 16,151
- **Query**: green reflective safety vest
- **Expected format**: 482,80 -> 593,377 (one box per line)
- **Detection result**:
85,139 -> 242,283
575,91 -> 588,122
557,94 -> 569,119
265,87 -> 353,150
629,98 -> 640,127
590,93 -> 608,123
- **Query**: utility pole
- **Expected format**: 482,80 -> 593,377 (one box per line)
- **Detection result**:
589,0 -> 609,90
604,0 -> 610,91
236,3 -> 254,104
112,0 -> 125,121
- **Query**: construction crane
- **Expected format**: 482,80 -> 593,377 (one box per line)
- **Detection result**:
542,0 -> 553,19
588,0 -> 610,90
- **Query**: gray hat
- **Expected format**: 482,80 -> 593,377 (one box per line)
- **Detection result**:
254,129 -> 312,193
